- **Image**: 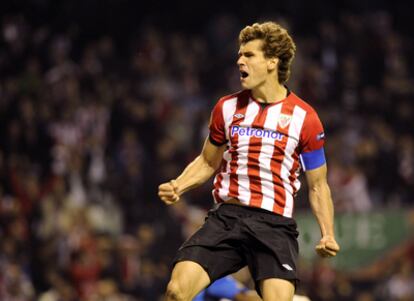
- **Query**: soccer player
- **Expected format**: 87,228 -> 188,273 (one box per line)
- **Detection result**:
158,21 -> 340,301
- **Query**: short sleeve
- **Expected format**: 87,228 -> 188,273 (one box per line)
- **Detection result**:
299,111 -> 326,171
208,100 -> 227,146
300,111 -> 325,153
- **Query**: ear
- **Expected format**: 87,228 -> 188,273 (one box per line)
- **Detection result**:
267,57 -> 279,71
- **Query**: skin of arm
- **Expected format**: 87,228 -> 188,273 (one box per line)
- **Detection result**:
305,164 -> 340,257
158,138 -> 226,205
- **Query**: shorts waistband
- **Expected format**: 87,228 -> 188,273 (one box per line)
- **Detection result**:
218,202 -> 280,216
215,203 -> 296,226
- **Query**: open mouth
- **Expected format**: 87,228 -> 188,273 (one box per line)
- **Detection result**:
240,71 -> 249,79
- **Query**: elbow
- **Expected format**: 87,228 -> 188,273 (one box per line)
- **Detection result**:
309,178 -> 329,193
204,157 -> 221,172
309,185 -> 320,194
309,183 -> 333,206
309,183 -> 325,198
308,183 -> 325,201
211,160 -> 222,172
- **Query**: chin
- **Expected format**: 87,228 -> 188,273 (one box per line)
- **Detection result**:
240,82 -> 251,89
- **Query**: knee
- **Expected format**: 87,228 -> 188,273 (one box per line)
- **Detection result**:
165,280 -> 189,301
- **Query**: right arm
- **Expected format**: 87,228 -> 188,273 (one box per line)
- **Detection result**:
158,137 -> 226,205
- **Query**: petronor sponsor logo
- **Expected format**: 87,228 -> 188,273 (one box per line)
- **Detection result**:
231,125 -> 284,141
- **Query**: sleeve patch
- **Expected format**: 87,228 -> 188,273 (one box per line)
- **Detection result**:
300,147 -> 326,171
316,132 -> 325,140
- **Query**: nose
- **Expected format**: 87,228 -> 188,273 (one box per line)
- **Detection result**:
237,56 -> 244,66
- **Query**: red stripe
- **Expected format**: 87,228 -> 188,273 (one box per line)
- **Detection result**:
289,152 -> 300,195
271,142 -> 286,215
213,174 -> 224,203
228,93 -> 250,199
272,102 -> 295,214
228,154 -> 239,198
213,158 -> 226,203
247,105 -> 268,208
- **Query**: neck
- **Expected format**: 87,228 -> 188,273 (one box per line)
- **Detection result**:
251,80 -> 287,104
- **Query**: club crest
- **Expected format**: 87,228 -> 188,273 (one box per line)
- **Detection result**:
278,114 -> 292,128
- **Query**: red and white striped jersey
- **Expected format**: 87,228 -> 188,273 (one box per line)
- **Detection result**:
209,90 -> 325,218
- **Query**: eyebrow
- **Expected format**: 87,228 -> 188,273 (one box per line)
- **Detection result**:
238,50 -> 255,56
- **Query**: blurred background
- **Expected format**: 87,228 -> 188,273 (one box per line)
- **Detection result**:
0,0 -> 413,300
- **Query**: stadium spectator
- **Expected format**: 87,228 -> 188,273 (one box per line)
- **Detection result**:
0,2 -> 413,300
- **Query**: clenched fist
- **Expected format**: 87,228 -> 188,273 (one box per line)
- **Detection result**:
158,180 -> 180,205
315,235 -> 340,258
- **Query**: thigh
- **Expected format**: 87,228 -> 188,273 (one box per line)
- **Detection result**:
174,245 -> 246,282
169,261 -> 211,299
246,244 -> 297,286
243,213 -> 299,296
259,278 -> 295,301
174,207 -> 247,281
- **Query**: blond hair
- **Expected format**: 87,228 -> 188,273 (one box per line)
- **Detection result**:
239,22 -> 296,84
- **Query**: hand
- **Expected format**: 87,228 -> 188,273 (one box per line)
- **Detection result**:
158,180 -> 180,205
315,235 -> 340,258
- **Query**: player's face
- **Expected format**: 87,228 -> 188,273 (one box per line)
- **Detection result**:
237,39 -> 275,90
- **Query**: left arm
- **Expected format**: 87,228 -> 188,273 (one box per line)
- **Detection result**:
305,164 -> 340,257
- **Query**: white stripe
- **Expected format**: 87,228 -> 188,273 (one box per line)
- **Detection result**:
222,149 -> 232,172
299,154 -> 306,171
281,106 -> 306,217
218,151 -> 232,201
214,98 -> 237,202
237,175 -> 250,205
222,97 -> 238,141
293,169 -> 302,192
237,99 -> 260,203
213,155 -> 232,202
216,173 -> 231,202
258,104 -> 282,211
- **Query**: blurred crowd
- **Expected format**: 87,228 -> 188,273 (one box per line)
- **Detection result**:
0,2 -> 413,300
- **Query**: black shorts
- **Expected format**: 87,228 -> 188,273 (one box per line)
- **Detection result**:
173,203 -> 299,295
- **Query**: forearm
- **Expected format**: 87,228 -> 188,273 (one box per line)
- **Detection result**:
308,182 -> 335,237
175,155 -> 217,195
